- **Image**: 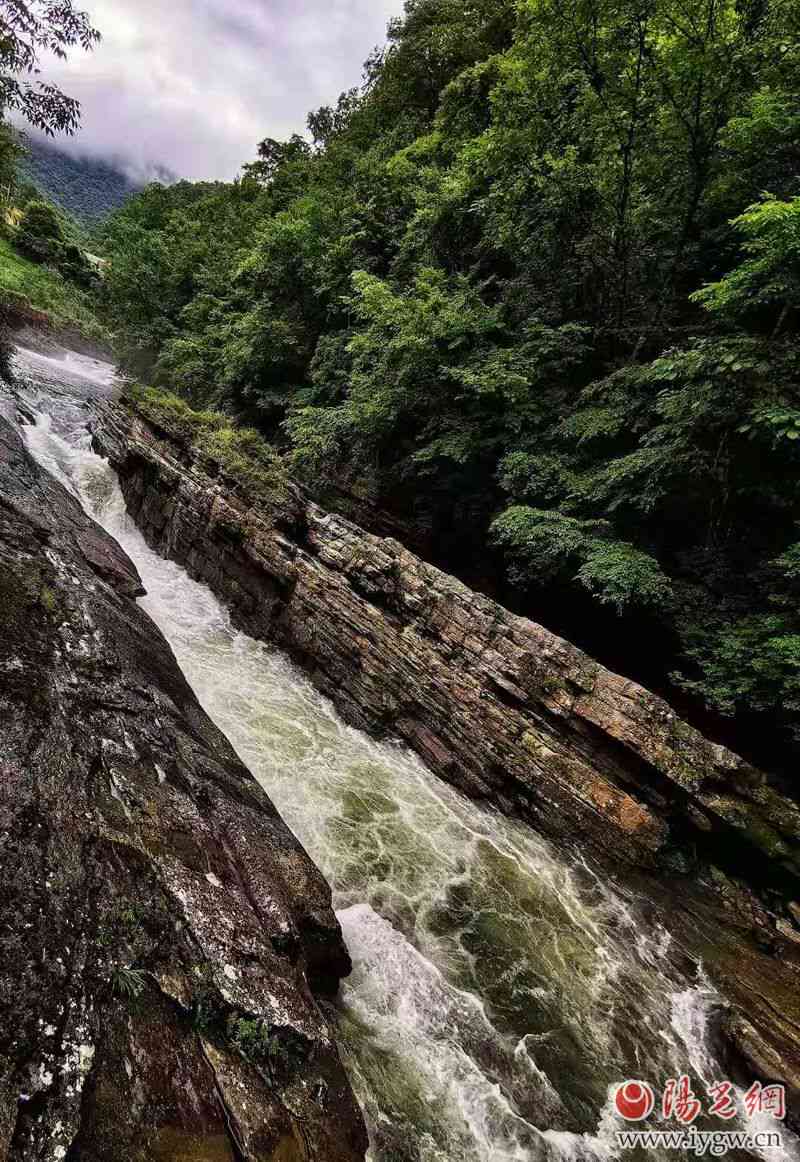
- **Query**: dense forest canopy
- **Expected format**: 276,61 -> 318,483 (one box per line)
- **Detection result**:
99,0 -> 800,769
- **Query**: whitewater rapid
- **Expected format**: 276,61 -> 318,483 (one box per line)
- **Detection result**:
13,345 -> 796,1162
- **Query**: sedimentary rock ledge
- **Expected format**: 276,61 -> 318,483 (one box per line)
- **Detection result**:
0,405 -> 367,1161
93,402 -> 800,887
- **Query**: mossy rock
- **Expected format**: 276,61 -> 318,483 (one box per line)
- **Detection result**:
125,386 -> 303,528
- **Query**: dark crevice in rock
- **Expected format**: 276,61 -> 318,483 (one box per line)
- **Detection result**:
200,1040 -> 249,1162
10,1089 -> 51,1156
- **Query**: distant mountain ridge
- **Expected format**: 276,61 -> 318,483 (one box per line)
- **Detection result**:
18,139 -> 145,227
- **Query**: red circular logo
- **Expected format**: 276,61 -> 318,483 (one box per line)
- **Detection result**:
614,1080 -> 655,1121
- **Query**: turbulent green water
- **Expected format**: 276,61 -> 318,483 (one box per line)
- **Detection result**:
15,345 -> 796,1162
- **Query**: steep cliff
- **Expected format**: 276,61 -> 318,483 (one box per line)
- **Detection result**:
0,402 -> 367,1161
92,397 -> 800,1099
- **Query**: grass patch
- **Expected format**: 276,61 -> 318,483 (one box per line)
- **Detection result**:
109,965 -> 148,1000
126,385 -> 297,516
225,1015 -> 310,1087
126,383 -> 228,442
0,235 -> 107,341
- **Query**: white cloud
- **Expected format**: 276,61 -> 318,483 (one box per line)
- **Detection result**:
18,0 -> 404,180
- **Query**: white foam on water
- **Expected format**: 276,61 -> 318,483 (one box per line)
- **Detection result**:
15,345 -> 118,391
15,347 -> 798,1162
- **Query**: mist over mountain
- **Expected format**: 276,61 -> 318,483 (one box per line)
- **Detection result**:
17,139 -> 159,227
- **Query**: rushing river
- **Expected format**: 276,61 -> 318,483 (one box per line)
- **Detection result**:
12,344 -> 796,1162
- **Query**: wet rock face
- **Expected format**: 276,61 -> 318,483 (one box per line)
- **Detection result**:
0,412 -> 367,1161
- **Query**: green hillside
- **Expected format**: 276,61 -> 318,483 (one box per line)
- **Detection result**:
18,138 -> 142,227
0,236 -> 107,342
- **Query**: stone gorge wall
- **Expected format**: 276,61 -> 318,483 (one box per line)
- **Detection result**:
92,399 -> 800,1101
93,402 -> 800,888
0,404 -> 367,1162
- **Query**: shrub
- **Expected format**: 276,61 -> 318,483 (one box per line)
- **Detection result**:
16,199 -> 65,265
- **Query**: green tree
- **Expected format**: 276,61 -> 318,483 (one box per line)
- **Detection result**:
16,198 -> 65,262
0,0 -> 100,134
692,194 -> 800,334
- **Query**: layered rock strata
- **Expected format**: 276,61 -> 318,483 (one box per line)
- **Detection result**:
93,402 -> 800,882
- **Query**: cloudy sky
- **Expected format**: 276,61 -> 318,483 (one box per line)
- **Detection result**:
25,0 -> 405,181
